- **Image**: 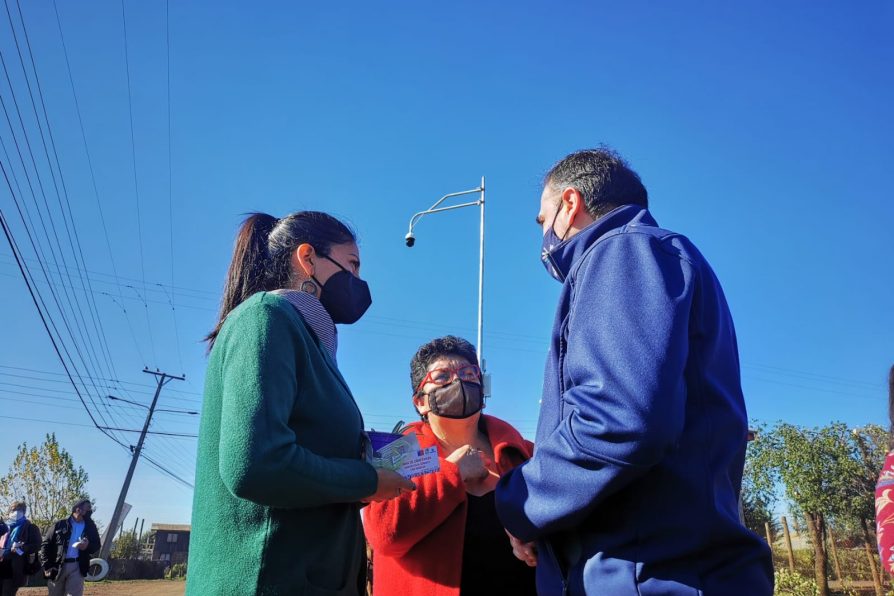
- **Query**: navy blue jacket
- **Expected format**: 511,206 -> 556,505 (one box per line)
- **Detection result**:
495,206 -> 773,596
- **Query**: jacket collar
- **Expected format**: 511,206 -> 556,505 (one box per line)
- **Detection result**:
410,414 -> 532,460
545,205 -> 656,282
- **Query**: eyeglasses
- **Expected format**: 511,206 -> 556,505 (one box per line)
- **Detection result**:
416,364 -> 481,393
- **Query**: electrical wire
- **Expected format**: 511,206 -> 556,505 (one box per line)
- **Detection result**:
164,0 -> 183,373
119,0 -> 155,367
0,53 -> 123,437
7,0 -> 130,408
1,208 -> 125,446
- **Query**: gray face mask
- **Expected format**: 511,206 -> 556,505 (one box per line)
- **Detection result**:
425,379 -> 484,419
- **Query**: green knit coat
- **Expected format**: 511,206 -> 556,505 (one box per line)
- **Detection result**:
186,292 -> 378,596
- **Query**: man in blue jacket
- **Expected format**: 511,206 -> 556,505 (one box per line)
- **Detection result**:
495,148 -> 773,595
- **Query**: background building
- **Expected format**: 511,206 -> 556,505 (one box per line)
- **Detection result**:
142,523 -> 190,565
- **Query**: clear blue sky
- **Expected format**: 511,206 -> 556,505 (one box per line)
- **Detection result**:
1,1 -> 891,531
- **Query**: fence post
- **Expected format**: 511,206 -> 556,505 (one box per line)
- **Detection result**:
782,516 -> 796,573
864,539 -> 884,596
826,525 -> 843,583
765,522 -> 773,547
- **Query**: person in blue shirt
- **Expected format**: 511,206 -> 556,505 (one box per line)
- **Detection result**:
494,147 -> 774,596
39,499 -> 100,596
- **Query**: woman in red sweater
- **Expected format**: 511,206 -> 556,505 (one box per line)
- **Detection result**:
364,336 -> 536,596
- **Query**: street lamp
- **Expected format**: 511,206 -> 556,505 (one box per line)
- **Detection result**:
405,177 -> 488,393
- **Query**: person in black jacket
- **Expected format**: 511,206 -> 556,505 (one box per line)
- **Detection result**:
39,499 -> 100,596
0,500 -> 42,596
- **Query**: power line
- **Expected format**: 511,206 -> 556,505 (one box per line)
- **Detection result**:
119,0 -> 155,367
0,250 -> 219,299
0,153 -> 118,433
0,48 -> 124,438
106,393 -> 198,415
98,426 -> 197,439
50,0 -> 127,321
0,208 -> 125,446
0,364 -> 204,396
164,0 -> 183,373
0,414 -> 194,490
140,450 -> 193,489
8,0 -> 129,408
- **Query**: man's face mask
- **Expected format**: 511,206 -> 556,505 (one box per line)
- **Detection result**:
425,379 -> 484,419
541,204 -> 571,282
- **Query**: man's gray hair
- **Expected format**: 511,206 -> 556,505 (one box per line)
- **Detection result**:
544,146 -> 649,218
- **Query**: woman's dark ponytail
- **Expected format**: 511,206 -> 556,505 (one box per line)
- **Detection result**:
206,210 -> 357,350
206,213 -> 277,348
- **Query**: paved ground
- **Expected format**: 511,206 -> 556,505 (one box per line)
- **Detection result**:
20,580 -> 185,596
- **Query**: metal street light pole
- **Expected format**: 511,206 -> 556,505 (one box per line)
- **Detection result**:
405,177 -> 487,380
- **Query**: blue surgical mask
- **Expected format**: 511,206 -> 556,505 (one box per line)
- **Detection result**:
540,208 -> 570,282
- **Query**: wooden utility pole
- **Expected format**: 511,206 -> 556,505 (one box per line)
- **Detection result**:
99,369 -> 185,561
765,522 -> 773,547
782,516 -> 796,573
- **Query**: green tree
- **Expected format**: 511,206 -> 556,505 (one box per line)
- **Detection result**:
845,425 -> 888,539
111,529 -> 143,560
0,433 -> 90,529
742,424 -> 779,540
754,422 -> 861,596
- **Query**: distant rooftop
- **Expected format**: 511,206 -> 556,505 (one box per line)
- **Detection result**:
150,524 -> 191,532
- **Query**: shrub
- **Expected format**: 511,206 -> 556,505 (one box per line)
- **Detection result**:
774,569 -> 818,596
165,562 -> 187,580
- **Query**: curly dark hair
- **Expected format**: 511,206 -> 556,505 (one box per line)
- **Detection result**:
544,146 -> 648,219
409,336 -> 479,394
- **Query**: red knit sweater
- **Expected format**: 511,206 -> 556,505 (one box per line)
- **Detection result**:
363,415 -> 534,596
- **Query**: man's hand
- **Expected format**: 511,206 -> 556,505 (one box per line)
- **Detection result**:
44,567 -> 57,578
446,445 -> 488,484
361,468 -> 417,503
76,538 -> 89,551
506,531 -> 537,567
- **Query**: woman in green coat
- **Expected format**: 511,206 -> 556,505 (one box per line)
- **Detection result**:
187,211 -> 414,596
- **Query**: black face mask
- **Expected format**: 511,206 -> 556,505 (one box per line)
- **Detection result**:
82,510 -> 92,520
425,379 -> 484,419
313,255 -> 372,324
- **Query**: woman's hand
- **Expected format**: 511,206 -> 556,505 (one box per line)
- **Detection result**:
446,445 -> 489,484
506,531 -> 537,567
363,468 -> 416,502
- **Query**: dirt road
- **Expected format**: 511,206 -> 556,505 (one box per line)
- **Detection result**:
20,580 -> 185,596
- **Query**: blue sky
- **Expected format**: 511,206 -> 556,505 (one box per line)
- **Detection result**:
1,1 -> 891,530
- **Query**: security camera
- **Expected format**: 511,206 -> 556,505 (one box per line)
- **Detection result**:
405,233 -> 416,247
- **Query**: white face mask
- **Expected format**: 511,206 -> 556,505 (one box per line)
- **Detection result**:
8,510 -> 24,522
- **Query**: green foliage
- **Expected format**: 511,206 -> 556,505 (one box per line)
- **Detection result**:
165,562 -> 187,580
0,433 -> 90,529
774,569 -> 819,596
838,425 -> 888,532
744,425 -> 780,538
111,529 -> 143,560
750,422 -> 885,596
761,423 -> 862,521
